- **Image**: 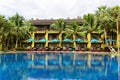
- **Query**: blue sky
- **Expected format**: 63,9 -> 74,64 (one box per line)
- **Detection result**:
0,0 -> 120,19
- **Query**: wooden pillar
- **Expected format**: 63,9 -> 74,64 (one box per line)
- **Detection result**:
101,33 -> 105,49
45,30 -> 48,47
87,33 -> 91,49
31,32 -> 35,47
73,34 -> 76,48
59,32 -> 62,48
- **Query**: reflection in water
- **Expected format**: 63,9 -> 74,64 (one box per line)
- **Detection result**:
0,53 -> 119,80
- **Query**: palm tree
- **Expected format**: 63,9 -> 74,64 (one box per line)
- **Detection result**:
23,20 -> 37,38
0,15 -> 14,50
9,13 -> 36,49
106,8 -> 117,46
83,13 -> 100,48
0,15 -> 5,41
95,6 -> 112,45
111,5 -> 120,53
0,15 -> 5,29
0,20 -> 13,50
65,21 -> 85,48
9,13 -> 25,49
50,19 -> 66,47
22,20 -> 37,47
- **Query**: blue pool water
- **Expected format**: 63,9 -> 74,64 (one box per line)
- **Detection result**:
0,52 -> 119,80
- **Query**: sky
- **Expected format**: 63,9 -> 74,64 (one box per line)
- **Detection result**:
0,0 -> 120,19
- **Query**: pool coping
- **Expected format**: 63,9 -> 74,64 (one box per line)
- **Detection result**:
0,51 -> 110,53
0,51 -> 113,54
0,51 -> 120,56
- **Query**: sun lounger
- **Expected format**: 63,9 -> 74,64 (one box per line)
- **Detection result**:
96,47 -> 102,52
81,47 -> 85,51
45,47 -> 49,51
37,47 -> 43,51
75,47 -> 80,51
56,47 -> 61,51
62,47 -> 67,51
68,47 -> 72,51
50,47 -> 55,51
90,47 -> 94,52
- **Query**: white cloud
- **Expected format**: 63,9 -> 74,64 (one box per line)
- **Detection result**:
0,0 -> 120,19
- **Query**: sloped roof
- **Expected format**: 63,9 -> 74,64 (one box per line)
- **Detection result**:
31,19 -> 82,25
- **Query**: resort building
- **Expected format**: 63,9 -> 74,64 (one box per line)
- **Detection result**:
23,19 -> 118,50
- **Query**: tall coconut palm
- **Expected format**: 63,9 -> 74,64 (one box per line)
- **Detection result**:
9,13 -> 25,49
95,6 -> 112,45
83,13 -> 100,48
0,15 -> 14,50
9,13 -> 36,49
111,5 -> 120,53
50,19 -> 66,47
0,15 -> 5,30
2,21 -> 14,49
0,15 -> 5,41
105,8 -> 117,46
65,21 -> 86,48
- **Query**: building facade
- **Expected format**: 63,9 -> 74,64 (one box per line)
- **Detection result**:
24,19 -> 118,50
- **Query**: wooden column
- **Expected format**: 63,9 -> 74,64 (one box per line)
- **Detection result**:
87,33 -> 91,49
31,32 -> 35,47
45,30 -> 48,47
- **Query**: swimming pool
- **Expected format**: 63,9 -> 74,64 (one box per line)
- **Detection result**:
0,52 -> 119,80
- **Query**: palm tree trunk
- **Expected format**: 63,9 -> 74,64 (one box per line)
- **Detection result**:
0,35 -> 2,50
116,17 -> 119,53
15,38 -> 18,49
20,42 -> 22,48
7,37 -> 10,49
104,28 -> 107,45
1,36 -> 4,50
11,36 -> 14,49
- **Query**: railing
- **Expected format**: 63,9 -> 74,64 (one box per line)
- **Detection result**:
107,46 -> 117,54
